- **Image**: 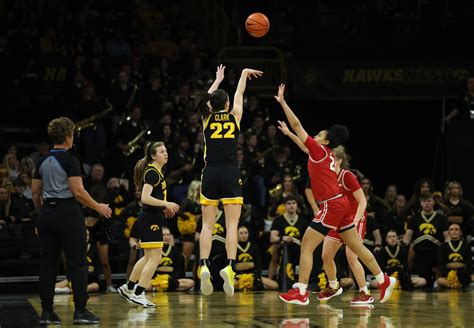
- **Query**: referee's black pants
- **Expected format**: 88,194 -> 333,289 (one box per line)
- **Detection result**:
37,198 -> 88,311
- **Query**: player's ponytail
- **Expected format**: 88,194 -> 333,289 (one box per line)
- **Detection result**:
133,141 -> 164,188
326,125 -> 349,149
195,89 -> 229,117
195,91 -> 212,117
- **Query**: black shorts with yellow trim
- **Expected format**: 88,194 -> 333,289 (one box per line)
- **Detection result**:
200,164 -> 243,205
135,208 -> 165,249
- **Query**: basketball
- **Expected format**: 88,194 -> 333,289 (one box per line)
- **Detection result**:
245,13 -> 270,38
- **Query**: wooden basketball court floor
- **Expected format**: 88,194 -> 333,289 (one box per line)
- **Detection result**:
0,289 -> 473,327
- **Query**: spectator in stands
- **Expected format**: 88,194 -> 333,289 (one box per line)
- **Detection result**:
442,181 -> 473,242
116,106 -> 150,180
166,136 -> 194,203
29,141 -> 50,166
444,75 -> 474,122
269,196 -> 309,282
360,177 -> 389,223
3,153 -> 20,180
241,94 -> 263,130
259,122 -> 281,152
139,71 -> 164,120
20,157 -> 35,177
403,192 -> 449,289
0,166 -> 10,188
380,194 -> 408,238
268,173 -> 307,218
74,82 -> 108,169
10,178 -> 35,224
404,178 -> 434,221
155,123 -> 176,153
0,186 -> 14,225
109,70 -> 138,131
180,112 -> 202,146
383,184 -> 398,210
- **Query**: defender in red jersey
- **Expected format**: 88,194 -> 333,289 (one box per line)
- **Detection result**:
321,146 -> 372,304
273,84 -> 395,306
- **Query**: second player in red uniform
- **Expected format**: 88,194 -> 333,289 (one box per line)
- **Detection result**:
274,83 -> 396,306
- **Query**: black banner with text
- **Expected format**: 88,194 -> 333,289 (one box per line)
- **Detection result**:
290,60 -> 473,100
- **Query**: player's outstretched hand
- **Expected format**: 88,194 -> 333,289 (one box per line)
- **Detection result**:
274,83 -> 286,104
277,120 -> 291,136
243,69 -> 263,80
216,64 -> 225,82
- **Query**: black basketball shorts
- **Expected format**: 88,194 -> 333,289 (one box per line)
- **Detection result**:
200,164 -> 243,206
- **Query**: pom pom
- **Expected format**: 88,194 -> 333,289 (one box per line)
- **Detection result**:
177,212 -> 197,235
151,274 -> 170,292
237,273 -> 254,291
447,269 -> 461,289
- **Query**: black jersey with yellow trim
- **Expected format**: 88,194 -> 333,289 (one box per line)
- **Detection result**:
202,110 -> 240,164
142,163 -> 167,210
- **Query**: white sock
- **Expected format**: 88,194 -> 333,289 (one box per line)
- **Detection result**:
376,272 -> 385,284
359,286 -> 369,294
329,280 -> 339,289
294,283 -> 307,295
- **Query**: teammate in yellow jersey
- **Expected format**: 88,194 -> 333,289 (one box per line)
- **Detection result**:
117,141 -> 179,307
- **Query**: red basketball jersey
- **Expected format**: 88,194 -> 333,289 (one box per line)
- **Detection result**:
304,136 -> 341,202
337,169 -> 363,213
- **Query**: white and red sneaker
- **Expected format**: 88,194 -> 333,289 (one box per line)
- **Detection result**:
317,287 -> 343,301
351,291 -> 374,304
279,288 -> 310,305
378,273 -> 396,303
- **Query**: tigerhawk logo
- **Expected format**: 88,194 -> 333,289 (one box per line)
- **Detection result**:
388,259 -> 401,267
448,253 -> 463,262
213,223 -> 224,235
285,226 -> 300,238
150,224 -> 160,231
419,223 -> 436,235
160,256 -> 173,266
238,253 -> 253,262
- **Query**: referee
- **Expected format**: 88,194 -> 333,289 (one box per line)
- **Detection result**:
32,117 -> 112,325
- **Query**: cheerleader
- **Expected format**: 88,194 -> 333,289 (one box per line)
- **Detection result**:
146,226 -> 194,292
437,223 -> 472,290
235,225 -> 278,291
371,230 -> 425,290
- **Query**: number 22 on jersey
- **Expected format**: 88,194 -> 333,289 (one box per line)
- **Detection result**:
210,122 -> 235,139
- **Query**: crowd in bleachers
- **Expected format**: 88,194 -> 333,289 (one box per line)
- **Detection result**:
1,0 -> 473,294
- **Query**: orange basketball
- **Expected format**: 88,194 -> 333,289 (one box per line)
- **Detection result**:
245,13 -> 270,38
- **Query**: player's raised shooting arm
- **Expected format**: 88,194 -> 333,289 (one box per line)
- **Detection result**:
232,68 -> 263,123
274,84 -> 308,143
